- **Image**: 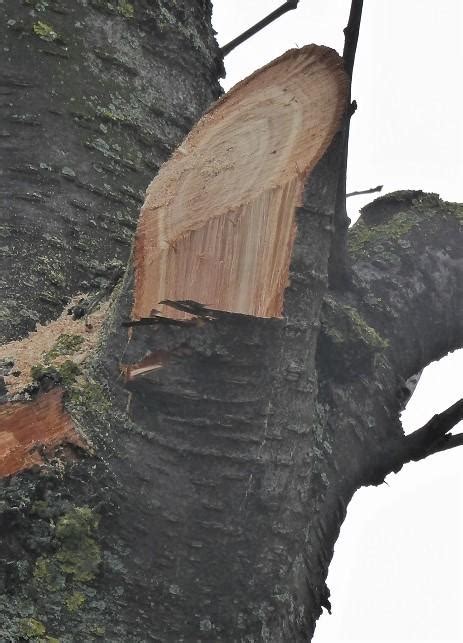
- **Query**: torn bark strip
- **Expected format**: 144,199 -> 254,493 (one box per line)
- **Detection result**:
0,389 -> 84,477
133,45 -> 348,321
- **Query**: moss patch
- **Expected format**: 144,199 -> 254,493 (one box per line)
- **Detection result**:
32,506 -> 101,595
33,556 -> 59,592
348,213 -> 418,256
117,0 -> 134,18
90,0 -> 134,18
30,360 -> 81,388
68,375 -> 111,415
55,506 -> 101,582
324,298 -> 388,350
32,21 -> 59,42
19,617 -> 46,639
321,297 -> 388,376
43,334 -> 85,363
90,624 -> 106,637
65,591 -> 86,612
349,192 -> 444,257
341,304 -> 388,351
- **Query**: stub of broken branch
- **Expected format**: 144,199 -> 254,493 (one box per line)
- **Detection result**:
133,45 -> 348,321
0,389 -> 84,478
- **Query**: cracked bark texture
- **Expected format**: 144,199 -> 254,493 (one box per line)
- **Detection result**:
0,0 -> 221,344
1,3 -> 463,643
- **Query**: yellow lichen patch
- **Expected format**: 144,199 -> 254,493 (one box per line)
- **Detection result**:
0,296 -> 110,396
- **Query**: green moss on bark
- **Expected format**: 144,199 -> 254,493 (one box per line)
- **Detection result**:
32,20 -> 59,42
55,506 -> 101,582
323,297 -> 388,351
30,360 -> 81,387
65,591 -> 86,612
19,617 -> 46,638
348,191 -> 448,257
43,334 -> 84,363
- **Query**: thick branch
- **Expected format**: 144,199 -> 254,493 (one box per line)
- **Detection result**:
317,192 -> 463,492
348,192 -> 463,378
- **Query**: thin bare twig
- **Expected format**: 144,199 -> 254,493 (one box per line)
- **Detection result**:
346,185 -> 383,198
342,0 -> 365,78
220,1 -> 299,57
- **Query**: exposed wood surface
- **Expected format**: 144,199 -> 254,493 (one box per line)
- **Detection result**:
0,389 -> 84,477
133,45 -> 348,320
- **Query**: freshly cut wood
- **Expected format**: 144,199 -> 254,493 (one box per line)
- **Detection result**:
133,45 -> 348,320
0,389 -> 83,477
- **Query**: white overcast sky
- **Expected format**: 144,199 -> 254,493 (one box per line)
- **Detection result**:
212,2 -> 463,641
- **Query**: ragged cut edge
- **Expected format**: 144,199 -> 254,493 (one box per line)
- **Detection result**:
133,44 -> 349,321
0,389 -> 85,478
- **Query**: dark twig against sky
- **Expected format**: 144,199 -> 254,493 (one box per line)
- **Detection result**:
342,0 -> 365,78
330,0 -> 364,288
347,185 -> 383,198
220,1 -> 299,57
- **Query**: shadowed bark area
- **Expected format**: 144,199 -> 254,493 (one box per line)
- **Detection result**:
1,3 -> 463,643
0,0 -> 221,344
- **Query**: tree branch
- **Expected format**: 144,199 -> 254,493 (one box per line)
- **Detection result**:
342,0 -> 365,78
346,185 -> 383,198
340,194 -> 463,487
405,398 -> 463,462
329,0 -> 364,288
348,193 -> 463,371
220,1 -> 299,57
362,399 -> 463,486
423,432 -> 463,457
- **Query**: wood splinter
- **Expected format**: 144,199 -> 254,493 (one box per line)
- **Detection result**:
122,345 -> 193,381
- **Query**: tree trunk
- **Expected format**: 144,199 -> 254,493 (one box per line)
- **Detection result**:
1,2 -> 462,642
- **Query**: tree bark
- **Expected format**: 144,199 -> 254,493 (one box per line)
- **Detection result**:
1,3 -> 462,642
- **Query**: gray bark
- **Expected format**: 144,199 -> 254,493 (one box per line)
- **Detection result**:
1,2 -> 462,642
